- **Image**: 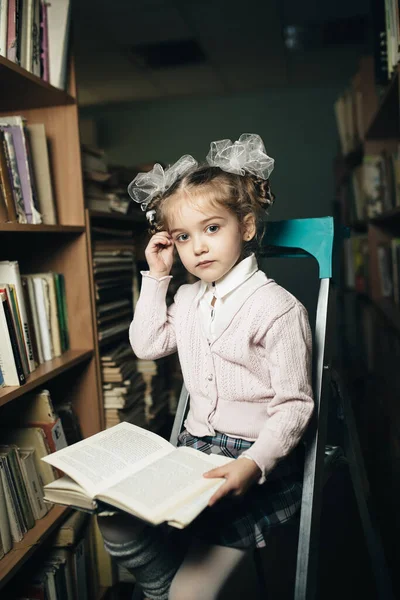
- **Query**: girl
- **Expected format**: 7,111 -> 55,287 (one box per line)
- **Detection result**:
98,133 -> 314,600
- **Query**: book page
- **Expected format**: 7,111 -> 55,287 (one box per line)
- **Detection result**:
41,422 -> 174,496
100,447 -> 233,525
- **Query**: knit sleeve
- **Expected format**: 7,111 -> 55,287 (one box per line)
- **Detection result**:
129,272 -> 178,360
241,303 -> 314,477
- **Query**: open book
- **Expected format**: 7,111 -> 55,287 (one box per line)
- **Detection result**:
41,422 -> 233,529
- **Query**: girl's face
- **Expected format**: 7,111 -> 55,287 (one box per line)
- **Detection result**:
168,195 -> 254,283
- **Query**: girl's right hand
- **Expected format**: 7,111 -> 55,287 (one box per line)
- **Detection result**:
145,231 -> 174,278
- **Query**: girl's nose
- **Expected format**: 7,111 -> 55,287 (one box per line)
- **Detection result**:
193,237 -> 208,255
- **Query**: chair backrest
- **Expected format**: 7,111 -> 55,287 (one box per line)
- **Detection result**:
169,216 -> 338,600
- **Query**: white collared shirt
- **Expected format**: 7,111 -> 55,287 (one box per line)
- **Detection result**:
198,253 -> 259,343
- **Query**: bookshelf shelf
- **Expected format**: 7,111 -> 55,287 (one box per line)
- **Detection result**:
370,206 -> 400,226
0,223 -> 85,233
0,56 -> 75,111
0,505 -> 70,589
365,66 -> 400,140
0,349 -> 94,406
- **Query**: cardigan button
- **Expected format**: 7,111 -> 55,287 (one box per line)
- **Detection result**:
207,374 -> 213,381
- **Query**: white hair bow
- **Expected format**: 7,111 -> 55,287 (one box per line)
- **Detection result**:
206,133 -> 274,179
127,134 -> 274,222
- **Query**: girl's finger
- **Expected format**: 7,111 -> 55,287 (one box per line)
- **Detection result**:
203,466 -> 227,479
208,480 -> 232,507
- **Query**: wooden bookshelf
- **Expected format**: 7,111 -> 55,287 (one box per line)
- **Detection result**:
0,49 -> 104,593
365,65 -> 400,140
0,56 -> 75,111
0,505 -> 70,590
334,55 -> 400,596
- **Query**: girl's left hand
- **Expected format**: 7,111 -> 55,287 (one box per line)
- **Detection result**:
203,458 -> 261,507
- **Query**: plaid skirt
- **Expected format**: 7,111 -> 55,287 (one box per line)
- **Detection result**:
177,430 -> 303,549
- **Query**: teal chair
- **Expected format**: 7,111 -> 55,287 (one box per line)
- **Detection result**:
137,217 -> 394,600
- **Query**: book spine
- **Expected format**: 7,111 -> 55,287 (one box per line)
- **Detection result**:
0,458 -> 13,553
7,0 -> 17,62
0,131 -> 18,222
15,0 -> 22,65
0,125 -> 33,222
32,276 -> 53,361
0,261 -> 36,372
0,455 -> 24,542
8,446 -> 35,530
2,130 -> 27,223
23,122 -> 42,223
59,273 -> 69,351
0,292 -> 26,384
3,285 -> 29,377
40,0 -> 49,81
24,274 -> 44,364
31,0 -> 41,76
0,0 -> 8,57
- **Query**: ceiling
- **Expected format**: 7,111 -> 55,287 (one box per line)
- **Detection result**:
72,0 -> 371,107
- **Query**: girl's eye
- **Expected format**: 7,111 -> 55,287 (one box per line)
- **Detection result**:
176,233 -> 189,242
207,225 -> 219,233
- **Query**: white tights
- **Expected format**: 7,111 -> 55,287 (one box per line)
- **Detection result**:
169,539 -> 248,600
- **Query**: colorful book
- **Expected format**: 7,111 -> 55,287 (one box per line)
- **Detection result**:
0,130 -> 18,222
7,0 -> 17,62
0,117 -> 42,224
2,129 -> 27,223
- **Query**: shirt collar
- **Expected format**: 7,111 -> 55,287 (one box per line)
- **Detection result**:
197,253 -> 259,301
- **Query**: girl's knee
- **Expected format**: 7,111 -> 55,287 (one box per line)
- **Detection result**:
169,574 -> 218,600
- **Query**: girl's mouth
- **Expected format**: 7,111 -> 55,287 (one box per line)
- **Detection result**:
197,260 -> 214,268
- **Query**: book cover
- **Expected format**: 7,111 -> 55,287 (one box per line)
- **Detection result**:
0,261 -> 36,372
0,0 -> 9,57
0,456 -> 13,553
0,117 -> 42,224
2,128 -> 27,223
0,284 -> 30,377
32,275 -> 54,362
40,0 -> 49,81
20,0 -> 34,71
42,421 -> 231,529
26,123 -> 57,223
7,0 -> 17,62
18,447 -> 48,519
47,0 -> 71,90
0,454 -> 24,543
22,274 -> 44,364
0,444 -> 34,533
0,290 -> 26,385
37,273 -> 62,357
0,426 -> 58,486
31,0 -> 41,76
0,130 -> 18,222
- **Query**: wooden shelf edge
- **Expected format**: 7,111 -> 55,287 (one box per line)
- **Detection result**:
0,223 -> 85,233
0,349 -> 94,406
0,505 -> 70,589
0,55 -> 75,109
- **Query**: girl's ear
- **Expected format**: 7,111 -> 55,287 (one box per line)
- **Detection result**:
242,213 -> 256,242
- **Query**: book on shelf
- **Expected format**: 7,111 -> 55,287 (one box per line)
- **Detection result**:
0,454 -> 13,554
0,260 -> 35,372
0,129 -> 19,223
41,421 -> 232,529
0,289 -> 26,385
26,123 -> 57,224
0,116 -> 42,224
0,444 -> 36,536
0,284 -> 30,378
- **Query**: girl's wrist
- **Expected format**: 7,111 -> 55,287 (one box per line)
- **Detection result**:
148,269 -> 171,279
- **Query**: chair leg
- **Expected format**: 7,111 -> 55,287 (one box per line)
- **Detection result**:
253,549 -> 268,599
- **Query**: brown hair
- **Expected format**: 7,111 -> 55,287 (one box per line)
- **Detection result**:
146,165 -> 275,255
